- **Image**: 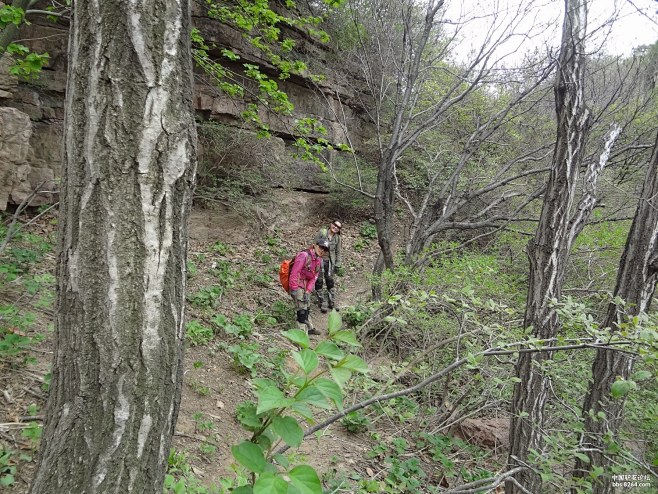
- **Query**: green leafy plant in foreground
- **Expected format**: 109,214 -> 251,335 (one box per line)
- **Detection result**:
165,448 -> 225,493
185,320 -> 215,346
228,342 -> 262,376
0,446 -> 16,487
230,311 -> 368,494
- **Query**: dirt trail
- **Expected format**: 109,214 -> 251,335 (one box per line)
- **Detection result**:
0,190 -> 380,492
174,192 -> 380,487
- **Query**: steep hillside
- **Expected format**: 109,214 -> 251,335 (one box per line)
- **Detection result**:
0,190 -> 388,492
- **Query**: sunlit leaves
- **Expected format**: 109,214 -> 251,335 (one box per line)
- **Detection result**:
282,329 -> 310,349
288,465 -> 322,494
232,441 -> 266,473
230,312 -> 362,494
253,473 -> 287,494
315,341 -> 344,360
293,349 -> 319,375
271,415 -> 304,447
0,5 -> 24,28
610,379 -> 636,399
254,378 -> 294,413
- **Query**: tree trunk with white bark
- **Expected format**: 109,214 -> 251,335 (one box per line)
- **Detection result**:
29,1 -> 197,492
573,132 -> 658,494
507,0 -> 591,492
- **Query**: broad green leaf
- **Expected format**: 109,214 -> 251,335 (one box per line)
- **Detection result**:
253,377 -> 278,389
331,330 -> 361,347
282,329 -> 310,349
254,472 -> 288,494
236,401 -> 261,430
232,486 -> 254,494
231,441 -> 266,473
632,370 -> 652,381
591,466 -> 605,478
315,341 -> 344,361
327,311 -> 342,334
293,349 -> 319,375
338,355 -> 368,374
288,465 -> 322,494
314,378 -> 343,409
0,475 -> 15,487
573,452 -> 590,464
290,401 -> 315,422
289,375 -> 306,387
297,385 -> 331,409
610,379 -> 635,399
330,367 -> 352,389
272,415 -> 304,447
273,453 -> 290,469
255,383 -> 293,414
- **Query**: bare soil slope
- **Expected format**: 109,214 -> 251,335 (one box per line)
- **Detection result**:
0,189 -> 379,491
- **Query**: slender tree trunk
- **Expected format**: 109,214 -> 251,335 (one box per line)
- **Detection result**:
507,0 -> 590,492
372,149 -> 397,299
573,132 -> 658,494
30,1 -> 197,492
374,150 -> 396,271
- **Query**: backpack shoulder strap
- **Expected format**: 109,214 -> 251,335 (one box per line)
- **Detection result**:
301,250 -> 312,268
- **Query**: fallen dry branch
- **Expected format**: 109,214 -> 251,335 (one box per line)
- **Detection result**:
276,337 -> 635,456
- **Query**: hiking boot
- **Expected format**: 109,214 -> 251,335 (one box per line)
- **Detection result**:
308,328 -> 321,335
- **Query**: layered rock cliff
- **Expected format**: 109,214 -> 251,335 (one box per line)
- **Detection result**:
0,2 -> 370,210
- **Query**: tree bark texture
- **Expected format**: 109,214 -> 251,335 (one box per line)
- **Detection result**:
507,0 -> 590,492
573,132 -> 658,493
30,1 -> 197,493
374,149 -> 396,274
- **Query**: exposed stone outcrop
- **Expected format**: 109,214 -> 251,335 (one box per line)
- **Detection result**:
0,106 -> 56,210
0,4 -> 370,210
455,417 -> 510,452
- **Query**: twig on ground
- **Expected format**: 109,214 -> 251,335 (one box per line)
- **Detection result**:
441,466 -> 527,493
0,182 -> 48,255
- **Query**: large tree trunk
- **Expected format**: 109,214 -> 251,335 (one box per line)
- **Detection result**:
507,0 -> 590,492
30,1 -> 197,492
573,132 -> 658,493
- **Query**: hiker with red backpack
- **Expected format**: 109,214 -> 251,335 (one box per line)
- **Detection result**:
288,239 -> 330,335
313,220 -> 343,313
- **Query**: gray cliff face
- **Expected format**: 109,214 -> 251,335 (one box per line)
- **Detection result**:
0,6 -> 370,210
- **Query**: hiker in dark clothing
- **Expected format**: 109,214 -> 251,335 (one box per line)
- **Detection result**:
313,220 -> 343,313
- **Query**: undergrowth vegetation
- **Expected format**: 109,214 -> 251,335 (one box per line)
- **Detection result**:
0,213 -> 56,489
2,197 -> 658,493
